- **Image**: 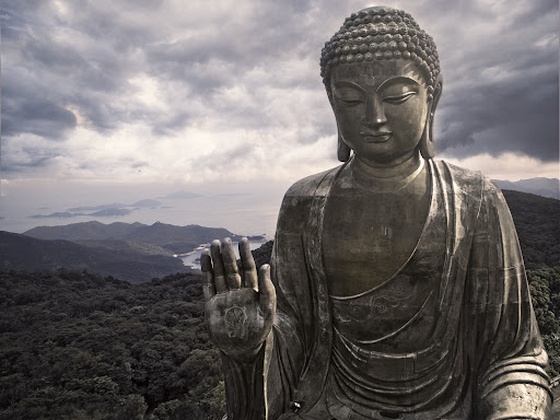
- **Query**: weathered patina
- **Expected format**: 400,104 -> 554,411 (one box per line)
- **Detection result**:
202,6 -> 552,419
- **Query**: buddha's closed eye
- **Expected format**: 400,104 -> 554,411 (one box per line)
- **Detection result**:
384,91 -> 417,104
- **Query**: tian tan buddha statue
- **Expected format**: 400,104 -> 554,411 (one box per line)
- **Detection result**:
201,6 -> 552,420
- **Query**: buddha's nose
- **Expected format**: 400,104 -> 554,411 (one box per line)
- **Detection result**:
362,96 -> 387,127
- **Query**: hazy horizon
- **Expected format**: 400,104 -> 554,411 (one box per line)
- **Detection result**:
2,1 -> 558,236
2,173 -> 558,238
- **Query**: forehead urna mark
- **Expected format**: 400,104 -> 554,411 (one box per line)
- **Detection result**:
363,74 -> 376,86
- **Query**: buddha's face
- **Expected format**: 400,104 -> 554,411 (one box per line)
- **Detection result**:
330,59 -> 430,166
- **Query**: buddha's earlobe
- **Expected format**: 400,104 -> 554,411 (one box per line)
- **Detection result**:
419,112 -> 436,159
420,79 -> 442,160
337,132 -> 351,162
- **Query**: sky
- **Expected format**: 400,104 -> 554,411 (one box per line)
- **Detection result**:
1,0 -> 559,236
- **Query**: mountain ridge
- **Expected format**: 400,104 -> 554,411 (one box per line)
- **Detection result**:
0,231 -> 187,283
495,177 -> 559,200
6,222 -> 265,282
24,221 -> 263,254
5,191 -> 557,282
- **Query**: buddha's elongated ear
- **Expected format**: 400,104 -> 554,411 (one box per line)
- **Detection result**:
337,131 -> 351,162
331,85 -> 351,162
420,77 -> 443,160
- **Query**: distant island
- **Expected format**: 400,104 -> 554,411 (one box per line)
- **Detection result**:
29,199 -> 163,219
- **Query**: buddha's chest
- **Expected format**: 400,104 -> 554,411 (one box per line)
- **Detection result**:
323,189 -> 430,296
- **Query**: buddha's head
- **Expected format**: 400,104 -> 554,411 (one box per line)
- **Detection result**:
320,7 -> 442,164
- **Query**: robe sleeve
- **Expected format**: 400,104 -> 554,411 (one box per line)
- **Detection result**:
218,178 -> 326,420
467,179 -> 552,419
218,235 -> 308,420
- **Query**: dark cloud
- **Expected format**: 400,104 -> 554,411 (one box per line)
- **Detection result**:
1,140 -> 61,175
2,82 -> 77,138
21,33 -> 90,74
437,63 -> 558,155
413,0 -> 559,162
13,100 -> 76,138
511,0 -> 557,27
150,111 -> 193,137
1,0 -> 151,143
142,1 -> 320,94
0,0 -> 557,178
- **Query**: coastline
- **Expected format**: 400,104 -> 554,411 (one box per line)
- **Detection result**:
178,239 -> 266,270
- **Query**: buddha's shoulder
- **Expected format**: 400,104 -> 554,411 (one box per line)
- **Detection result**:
282,160 -> 503,198
434,159 -> 504,200
284,165 -> 342,198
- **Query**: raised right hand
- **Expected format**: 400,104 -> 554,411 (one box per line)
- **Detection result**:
201,237 -> 276,360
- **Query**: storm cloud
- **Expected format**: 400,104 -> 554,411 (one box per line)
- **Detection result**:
1,0 -> 558,182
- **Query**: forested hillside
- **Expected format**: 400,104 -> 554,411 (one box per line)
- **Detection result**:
1,265 -> 558,420
0,231 -> 187,283
24,221 -> 263,254
502,190 -> 560,268
0,270 -> 223,420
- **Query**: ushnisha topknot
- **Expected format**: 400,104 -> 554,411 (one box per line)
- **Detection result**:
320,6 -> 441,100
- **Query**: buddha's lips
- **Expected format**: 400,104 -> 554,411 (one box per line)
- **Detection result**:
360,131 -> 392,143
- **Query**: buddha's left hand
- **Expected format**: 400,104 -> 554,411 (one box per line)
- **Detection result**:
201,237 -> 276,361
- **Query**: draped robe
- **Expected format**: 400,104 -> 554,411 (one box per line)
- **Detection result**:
219,159 -> 551,419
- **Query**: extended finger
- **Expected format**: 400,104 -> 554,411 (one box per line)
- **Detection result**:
222,237 -> 242,289
258,264 -> 276,316
200,249 -> 216,300
210,240 -> 227,293
239,237 -> 257,290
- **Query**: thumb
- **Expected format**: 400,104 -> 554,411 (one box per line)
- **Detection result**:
258,264 -> 276,315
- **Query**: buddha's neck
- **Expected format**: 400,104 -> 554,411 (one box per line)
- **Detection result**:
349,153 -> 425,192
